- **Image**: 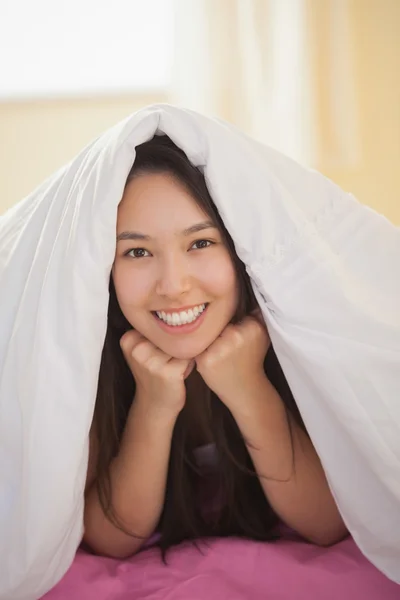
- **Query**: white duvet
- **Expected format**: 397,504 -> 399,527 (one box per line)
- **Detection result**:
0,104 -> 399,599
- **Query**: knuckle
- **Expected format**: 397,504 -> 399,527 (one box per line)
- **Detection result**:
120,329 -> 142,351
119,332 -> 134,352
146,356 -> 162,374
203,354 -> 217,369
131,340 -> 151,362
231,329 -> 244,346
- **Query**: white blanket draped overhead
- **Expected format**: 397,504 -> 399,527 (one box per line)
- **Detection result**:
0,104 -> 399,599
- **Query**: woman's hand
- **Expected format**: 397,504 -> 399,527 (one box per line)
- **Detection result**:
120,329 -> 195,416
195,310 -> 271,409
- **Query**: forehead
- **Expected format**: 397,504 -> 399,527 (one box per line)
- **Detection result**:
117,172 -> 209,234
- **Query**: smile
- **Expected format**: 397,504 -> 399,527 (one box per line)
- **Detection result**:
152,303 -> 209,334
155,303 -> 207,326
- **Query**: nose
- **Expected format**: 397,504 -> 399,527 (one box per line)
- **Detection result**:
155,253 -> 191,299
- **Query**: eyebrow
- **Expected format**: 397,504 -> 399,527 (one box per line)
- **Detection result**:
116,220 -> 217,242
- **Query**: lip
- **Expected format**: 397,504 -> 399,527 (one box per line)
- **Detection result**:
152,304 -> 209,335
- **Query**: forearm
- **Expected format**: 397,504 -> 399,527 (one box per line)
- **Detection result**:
83,398 -> 178,558
227,377 -> 348,546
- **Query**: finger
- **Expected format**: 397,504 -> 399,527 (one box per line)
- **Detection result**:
167,356 -> 195,375
182,359 -> 196,379
119,329 -> 144,354
133,342 -> 166,364
216,323 -> 234,338
120,331 -> 167,366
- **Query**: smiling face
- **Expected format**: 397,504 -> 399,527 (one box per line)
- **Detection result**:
113,172 -> 239,359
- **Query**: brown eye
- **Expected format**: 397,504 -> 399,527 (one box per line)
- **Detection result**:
126,248 -> 150,258
191,239 -> 213,250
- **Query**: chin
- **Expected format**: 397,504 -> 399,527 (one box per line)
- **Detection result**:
160,343 -> 207,361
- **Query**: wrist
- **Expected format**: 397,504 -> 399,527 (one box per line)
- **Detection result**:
118,396 -> 178,463
132,393 -> 181,428
221,373 -> 274,418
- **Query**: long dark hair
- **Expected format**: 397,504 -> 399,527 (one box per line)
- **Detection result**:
94,135 -> 305,558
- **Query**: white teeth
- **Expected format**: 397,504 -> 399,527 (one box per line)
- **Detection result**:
156,304 -> 207,326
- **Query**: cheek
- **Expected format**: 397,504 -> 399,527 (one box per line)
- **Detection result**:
200,253 -> 238,298
113,263 -> 152,309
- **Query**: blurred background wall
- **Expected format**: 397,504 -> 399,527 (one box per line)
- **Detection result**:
0,0 -> 399,223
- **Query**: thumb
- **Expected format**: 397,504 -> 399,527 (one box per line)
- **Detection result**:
119,329 -> 143,357
183,359 -> 196,380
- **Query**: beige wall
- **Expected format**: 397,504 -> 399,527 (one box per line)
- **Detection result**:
0,94 -> 165,214
1,0 -> 399,224
309,0 -> 400,224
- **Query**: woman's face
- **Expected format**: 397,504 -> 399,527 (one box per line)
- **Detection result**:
113,172 -> 239,360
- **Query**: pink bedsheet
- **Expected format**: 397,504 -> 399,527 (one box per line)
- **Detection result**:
43,537 -> 400,599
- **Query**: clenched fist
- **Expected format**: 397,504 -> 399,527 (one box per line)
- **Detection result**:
195,310 -> 270,410
120,329 -> 195,416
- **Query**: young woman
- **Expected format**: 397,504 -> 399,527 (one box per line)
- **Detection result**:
83,135 -> 347,559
